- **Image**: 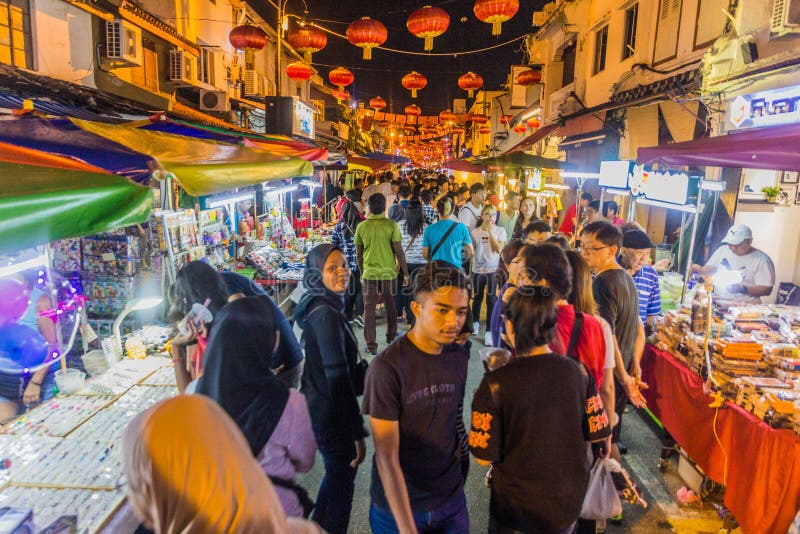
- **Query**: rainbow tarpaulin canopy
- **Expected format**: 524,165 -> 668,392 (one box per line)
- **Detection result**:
72,119 -> 314,196
347,155 -> 391,172
0,116 -> 156,184
0,161 -> 152,254
136,115 -> 330,164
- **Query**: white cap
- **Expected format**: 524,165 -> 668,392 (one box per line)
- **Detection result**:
721,224 -> 753,245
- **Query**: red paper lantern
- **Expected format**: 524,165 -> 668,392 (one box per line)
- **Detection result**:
347,17 -> 388,60
458,72 -> 484,98
479,126 -> 491,134
451,127 -> 465,134
369,96 -> 387,111
229,24 -> 268,51
287,24 -> 327,63
513,123 -> 527,134
328,67 -> 354,91
402,71 -> 428,98
405,104 -> 422,116
229,25 -> 267,68
500,114 -> 513,126
378,120 -> 391,128
473,0 -> 519,36
439,110 -> 456,123
516,68 -> 542,86
407,5 -> 450,51
526,117 -> 541,129
286,62 -> 312,88
471,113 -> 489,124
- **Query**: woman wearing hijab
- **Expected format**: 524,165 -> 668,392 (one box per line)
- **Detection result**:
293,244 -> 367,534
123,395 -> 322,534
195,297 -> 317,518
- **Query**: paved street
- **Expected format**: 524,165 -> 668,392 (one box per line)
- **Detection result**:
296,317 -> 743,533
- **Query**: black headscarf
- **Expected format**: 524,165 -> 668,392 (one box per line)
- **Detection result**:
195,296 -> 290,456
294,244 -> 346,329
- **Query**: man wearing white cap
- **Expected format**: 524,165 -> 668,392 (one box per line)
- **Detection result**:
693,224 -> 775,304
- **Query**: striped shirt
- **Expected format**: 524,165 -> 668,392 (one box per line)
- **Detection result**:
399,220 -> 426,265
632,264 -> 661,322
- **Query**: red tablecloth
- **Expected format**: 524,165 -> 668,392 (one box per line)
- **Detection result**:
641,344 -> 800,534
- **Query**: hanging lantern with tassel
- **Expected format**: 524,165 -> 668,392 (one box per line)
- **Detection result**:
229,24 -> 267,69
347,17 -> 388,60
473,0 -> 519,36
407,5 -> 450,51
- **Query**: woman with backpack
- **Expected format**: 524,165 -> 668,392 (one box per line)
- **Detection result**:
293,244 -> 367,534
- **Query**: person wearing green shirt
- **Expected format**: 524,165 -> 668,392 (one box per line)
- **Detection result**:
497,191 -> 520,240
356,193 -> 409,355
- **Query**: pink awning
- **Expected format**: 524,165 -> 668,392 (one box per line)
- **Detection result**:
637,124 -> 800,171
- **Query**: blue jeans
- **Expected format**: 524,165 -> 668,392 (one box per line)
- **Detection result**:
369,491 -> 469,534
312,428 -> 358,534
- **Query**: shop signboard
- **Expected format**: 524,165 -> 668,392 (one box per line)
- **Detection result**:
599,160 -> 632,188
641,169 -> 699,205
727,84 -> 800,130
293,98 -> 316,140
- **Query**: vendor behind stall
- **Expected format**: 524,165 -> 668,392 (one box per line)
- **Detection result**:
692,224 -> 775,304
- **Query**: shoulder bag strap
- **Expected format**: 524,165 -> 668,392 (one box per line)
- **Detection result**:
566,311 -> 584,360
430,221 -> 459,258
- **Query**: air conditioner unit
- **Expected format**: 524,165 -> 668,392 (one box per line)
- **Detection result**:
199,90 -> 230,112
169,50 -> 197,86
771,0 -> 800,34
243,69 -> 261,96
105,19 -> 143,66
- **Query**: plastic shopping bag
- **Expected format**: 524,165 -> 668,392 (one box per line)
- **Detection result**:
580,458 -> 623,520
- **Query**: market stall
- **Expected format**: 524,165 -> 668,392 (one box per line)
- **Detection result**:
647,304 -> 800,534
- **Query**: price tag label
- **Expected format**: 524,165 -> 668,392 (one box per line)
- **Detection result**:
101,253 -> 116,262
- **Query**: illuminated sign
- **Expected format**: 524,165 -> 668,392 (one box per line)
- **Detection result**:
527,168 -> 543,191
293,98 -> 316,140
641,170 -> 699,205
727,84 -> 800,130
599,160 -> 632,189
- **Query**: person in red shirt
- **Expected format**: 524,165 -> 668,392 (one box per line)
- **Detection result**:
558,192 -> 593,236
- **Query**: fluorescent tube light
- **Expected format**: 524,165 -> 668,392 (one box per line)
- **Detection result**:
206,192 -> 254,208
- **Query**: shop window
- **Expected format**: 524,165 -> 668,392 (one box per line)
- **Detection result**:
593,25 -> 608,75
0,0 -> 31,68
561,42 -> 576,87
653,0 -> 682,64
623,4 -> 638,59
199,48 -> 214,86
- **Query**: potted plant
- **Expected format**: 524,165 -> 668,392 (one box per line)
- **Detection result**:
762,186 -> 780,203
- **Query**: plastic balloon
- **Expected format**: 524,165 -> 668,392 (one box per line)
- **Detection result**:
0,279 -> 29,326
0,324 -> 48,373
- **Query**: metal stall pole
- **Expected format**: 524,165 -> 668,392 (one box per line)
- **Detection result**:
680,180 -> 705,304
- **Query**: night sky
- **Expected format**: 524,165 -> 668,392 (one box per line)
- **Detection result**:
282,0 -> 545,114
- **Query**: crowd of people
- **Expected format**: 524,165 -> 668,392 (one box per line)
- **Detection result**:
122,170 -> 672,534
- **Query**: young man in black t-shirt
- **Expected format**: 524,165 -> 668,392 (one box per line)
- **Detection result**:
580,221 -> 648,461
471,287 -> 612,533
362,262 -> 471,533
